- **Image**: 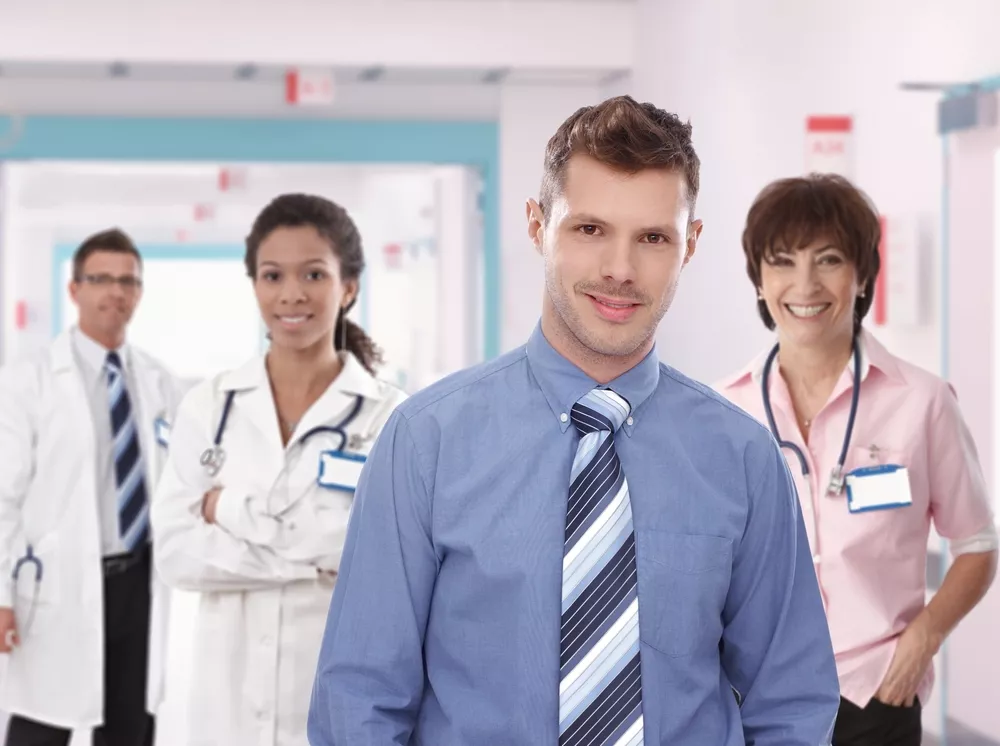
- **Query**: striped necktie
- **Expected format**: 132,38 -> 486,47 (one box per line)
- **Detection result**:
106,351 -> 149,551
559,388 -> 643,746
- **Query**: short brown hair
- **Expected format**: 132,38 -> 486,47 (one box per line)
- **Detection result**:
72,228 -> 143,281
742,173 -> 881,334
539,95 -> 700,219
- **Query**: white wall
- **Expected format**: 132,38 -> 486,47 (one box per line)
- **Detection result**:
633,0 -> 1000,385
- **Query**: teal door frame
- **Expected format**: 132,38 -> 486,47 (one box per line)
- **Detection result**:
1,115 -> 500,361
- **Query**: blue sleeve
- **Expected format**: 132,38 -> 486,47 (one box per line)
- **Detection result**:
721,435 -> 840,746
307,410 -> 439,745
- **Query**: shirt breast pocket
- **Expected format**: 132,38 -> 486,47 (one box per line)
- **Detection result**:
840,445 -> 919,555
635,531 -> 732,658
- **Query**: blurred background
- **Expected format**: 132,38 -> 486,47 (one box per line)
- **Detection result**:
2,0 -> 1000,743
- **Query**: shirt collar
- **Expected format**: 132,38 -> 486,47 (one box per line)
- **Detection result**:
720,327 -> 903,390
72,326 -> 128,375
219,351 -> 385,402
525,322 -> 660,436
858,328 -> 904,383
335,352 -> 385,401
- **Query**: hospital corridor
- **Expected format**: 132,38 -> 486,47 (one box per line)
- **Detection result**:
2,1 -> 1000,744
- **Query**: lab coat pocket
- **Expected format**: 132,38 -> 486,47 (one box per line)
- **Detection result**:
635,531 -> 732,657
12,532 -> 59,606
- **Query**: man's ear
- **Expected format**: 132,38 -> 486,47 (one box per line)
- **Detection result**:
527,198 -> 545,255
684,219 -> 704,265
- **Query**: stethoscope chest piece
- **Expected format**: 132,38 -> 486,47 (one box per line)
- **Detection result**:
200,445 -> 226,477
10,545 -> 43,645
826,465 -> 846,496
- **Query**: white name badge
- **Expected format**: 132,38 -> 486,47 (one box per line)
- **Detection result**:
155,417 -> 171,448
845,464 -> 913,514
317,450 -> 367,492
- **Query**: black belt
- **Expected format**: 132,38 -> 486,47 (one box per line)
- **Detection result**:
102,543 -> 150,577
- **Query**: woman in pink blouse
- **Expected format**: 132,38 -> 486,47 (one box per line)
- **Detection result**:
716,173 -> 998,746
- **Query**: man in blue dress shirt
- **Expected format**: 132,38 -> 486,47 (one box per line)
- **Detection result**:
308,95 -> 840,745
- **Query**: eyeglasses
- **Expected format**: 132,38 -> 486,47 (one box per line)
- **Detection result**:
79,274 -> 143,290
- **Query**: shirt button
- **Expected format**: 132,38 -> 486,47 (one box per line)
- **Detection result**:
560,413 -> 568,423
812,554 -> 821,564
626,417 -> 634,426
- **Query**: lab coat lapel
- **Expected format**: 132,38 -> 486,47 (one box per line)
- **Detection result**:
219,357 -> 286,460
50,331 -> 97,458
131,352 -> 164,477
291,354 -> 383,445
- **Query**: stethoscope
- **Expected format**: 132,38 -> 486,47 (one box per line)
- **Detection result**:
7,546 -> 42,648
200,391 -> 367,477
761,336 -> 862,498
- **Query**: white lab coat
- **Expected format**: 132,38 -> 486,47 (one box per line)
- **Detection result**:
0,329 -> 191,730
151,352 -> 406,746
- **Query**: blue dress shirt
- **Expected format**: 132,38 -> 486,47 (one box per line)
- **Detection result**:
308,324 -> 840,745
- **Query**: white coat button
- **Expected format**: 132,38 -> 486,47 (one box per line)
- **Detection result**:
560,413 -> 568,423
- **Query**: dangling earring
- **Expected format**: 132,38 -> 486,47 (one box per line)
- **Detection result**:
339,305 -> 348,354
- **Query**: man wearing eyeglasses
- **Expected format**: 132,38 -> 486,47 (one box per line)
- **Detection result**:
0,229 -> 191,746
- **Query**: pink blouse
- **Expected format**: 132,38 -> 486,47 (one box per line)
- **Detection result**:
716,329 -> 996,707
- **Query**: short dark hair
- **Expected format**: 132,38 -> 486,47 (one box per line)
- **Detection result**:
72,228 -> 142,281
244,193 -> 384,375
742,173 -> 882,334
539,95 -> 701,218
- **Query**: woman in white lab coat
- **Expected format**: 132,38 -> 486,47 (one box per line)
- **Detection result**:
151,193 -> 407,746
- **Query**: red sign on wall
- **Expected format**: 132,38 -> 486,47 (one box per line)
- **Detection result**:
805,116 -> 853,177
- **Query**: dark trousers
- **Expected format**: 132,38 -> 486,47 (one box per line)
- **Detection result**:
833,695 -> 922,746
5,547 -> 155,746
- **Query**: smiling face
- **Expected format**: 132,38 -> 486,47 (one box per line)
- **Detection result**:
253,225 -> 357,352
758,237 -> 860,350
528,154 -> 701,371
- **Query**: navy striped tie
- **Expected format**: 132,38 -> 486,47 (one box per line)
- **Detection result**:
106,352 -> 149,551
559,388 -> 643,746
